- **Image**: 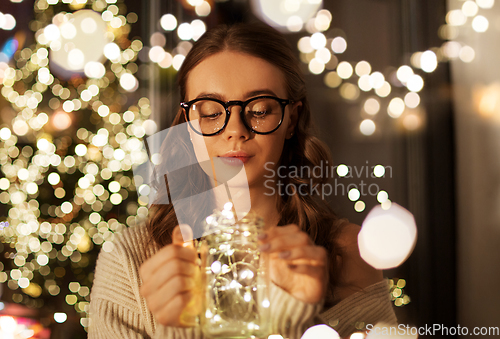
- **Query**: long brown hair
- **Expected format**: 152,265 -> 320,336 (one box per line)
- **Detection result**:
146,22 -> 348,303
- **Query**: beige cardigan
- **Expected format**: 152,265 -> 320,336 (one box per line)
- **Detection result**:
88,224 -> 398,339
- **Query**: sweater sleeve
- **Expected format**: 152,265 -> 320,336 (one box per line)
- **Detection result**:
88,242 -> 201,339
269,282 -> 324,339
318,279 -> 398,338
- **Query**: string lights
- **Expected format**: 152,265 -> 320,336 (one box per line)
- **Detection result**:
296,0 -> 493,135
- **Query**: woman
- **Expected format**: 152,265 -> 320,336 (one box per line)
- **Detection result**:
88,23 -> 397,339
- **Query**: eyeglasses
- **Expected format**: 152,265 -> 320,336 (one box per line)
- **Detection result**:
180,95 -> 294,136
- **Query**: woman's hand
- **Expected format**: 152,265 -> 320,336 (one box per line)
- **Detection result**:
139,225 -> 201,327
258,224 -> 328,304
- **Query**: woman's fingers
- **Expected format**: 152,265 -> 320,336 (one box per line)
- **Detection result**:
259,224 -> 327,268
259,224 -> 312,253
139,244 -> 197,281
138,224 -> 202,327
273,245 -> 327,267
286,264 -> 323,276
140,259 -> 198,297
153,290 -> 196,327
172,224 -> 195,248
144,275 -> 196,314
262,224 -> 304,239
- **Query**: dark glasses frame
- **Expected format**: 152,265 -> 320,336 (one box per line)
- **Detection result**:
180,95 -> 294,136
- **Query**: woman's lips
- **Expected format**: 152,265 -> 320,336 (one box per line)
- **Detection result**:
218,156 -> 252,165
218,151 -> 253,165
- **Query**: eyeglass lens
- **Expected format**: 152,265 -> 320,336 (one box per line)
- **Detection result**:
188,97 -> 282,135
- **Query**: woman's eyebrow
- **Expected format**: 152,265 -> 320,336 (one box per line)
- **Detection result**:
243,89 -> 278,98
195,92 -> 225,100
194,89 -> 278,101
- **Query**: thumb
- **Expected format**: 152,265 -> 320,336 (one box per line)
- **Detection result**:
172,224 -> 194,248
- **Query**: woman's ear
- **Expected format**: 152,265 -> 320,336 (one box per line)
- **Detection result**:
286,101 -> 302,139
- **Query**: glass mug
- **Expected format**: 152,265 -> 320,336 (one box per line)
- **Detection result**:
197,206 -> 271,338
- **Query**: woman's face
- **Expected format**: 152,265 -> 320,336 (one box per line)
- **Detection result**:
185,50 -> 300,189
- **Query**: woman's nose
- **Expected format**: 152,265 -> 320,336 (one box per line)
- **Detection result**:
223,106 -> 250,140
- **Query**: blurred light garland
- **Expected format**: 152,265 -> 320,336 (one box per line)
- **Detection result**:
388,278 -> 411,307
149,8 -> 209,70
0,0 -> 155,330
0,11 -> 17,31
297,0 -> 494,135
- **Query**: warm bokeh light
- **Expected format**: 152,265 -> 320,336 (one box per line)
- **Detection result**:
403,113 -> 423,131
420,50 -> 437,73
52,111 -> 72,130
459,46 -> 475,62
406,74 -> 424,92
54,313 -> 67,323
473,82 -> 500,119
446,9 -> 467,26
348,188 -> 361,201
120,73 -> 139,92
315,48 -> 331,64
404,92 -> 420,108
373,165 -> 386,178
1,14 -> 17,30
472,15 -> 489,32
310,32 -> 327,49
358,204 -> 417,270
324,71 -> 342,88
375,81 -> 391,97
396,65 -> 413,83
377,190 -> 389,203
462,1 -> 479,16
388,98 -> 405,118
0,316 -> 17,333
250,0 -> 322,32
309,58 -> 325,74
149,46 -> 166,63
49,10 -> 108,73
360,119 -> 376,136
161,13 -> 177,31
336,164 -> 349,177
410,52 -> 422,69
331,37 -> 347,54
84,61 -> 106,79
301,325 -> 340,339
370,72 -> 385,89
337,61 -> 353,79
354,201 -> 366,212
355,61 -> 372,76
298,36 -> 313,53
340,83 -> 360,100
195,1 -> 211,16
358,75 -> 373,92
364,97 -> 380,115
103,42 -> 120,60
476,0 -> 494,9
314,10 -> 332,31
441,41 -> 461,59
287,16 -> 303,32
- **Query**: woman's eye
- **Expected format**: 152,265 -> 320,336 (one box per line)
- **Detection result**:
201,112 -> 223,119
249,110 -> 268,117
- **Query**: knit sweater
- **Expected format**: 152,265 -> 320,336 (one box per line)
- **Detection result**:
88,223 -> 398,339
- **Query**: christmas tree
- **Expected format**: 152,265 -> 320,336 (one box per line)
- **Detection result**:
0,0 -> 160,335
